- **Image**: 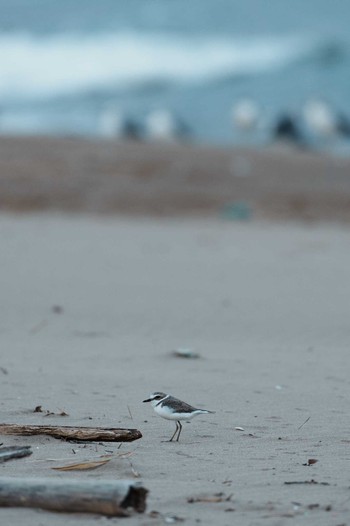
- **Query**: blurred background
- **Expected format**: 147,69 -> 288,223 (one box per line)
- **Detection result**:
1,0 -> 350,151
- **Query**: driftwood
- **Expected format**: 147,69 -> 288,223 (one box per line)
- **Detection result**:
0,477 -> 148,516
0,446 -> 32,463
0,424 -> 142,442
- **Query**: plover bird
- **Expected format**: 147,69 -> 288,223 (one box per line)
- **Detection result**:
143,392 -> 214,442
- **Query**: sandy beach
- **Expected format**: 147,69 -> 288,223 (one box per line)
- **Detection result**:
1,138 -> 350,525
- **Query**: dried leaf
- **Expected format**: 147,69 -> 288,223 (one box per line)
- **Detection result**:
148,511 -> 161,518
52,457 -> 112,471
41,408 -> 69,417
148,512 -> 183,523
165,516 -> 185,523
171,348 -> 201,359
48,451 -> 131,464
303,458 -> 318,466
116,451 -> 133,459
235,427 -> 244,431
188,493 -> 232,503
52,305 -> 63,314
30,319 -> 48,334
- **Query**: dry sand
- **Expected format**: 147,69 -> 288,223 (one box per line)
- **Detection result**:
1,137 -> 350,524
1,212 -> 350,525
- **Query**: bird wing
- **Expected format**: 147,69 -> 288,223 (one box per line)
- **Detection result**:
166,397 -> 198,413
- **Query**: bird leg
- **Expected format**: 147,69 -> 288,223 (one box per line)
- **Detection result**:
176,421 -> 182,442
169,421 -> 179,442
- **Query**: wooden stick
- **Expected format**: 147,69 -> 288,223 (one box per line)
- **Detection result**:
0,477 -> 148,516
0,446 -> 32,463
0,424 -> 142,442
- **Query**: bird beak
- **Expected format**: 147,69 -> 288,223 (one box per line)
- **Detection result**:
143,398 -> 152,403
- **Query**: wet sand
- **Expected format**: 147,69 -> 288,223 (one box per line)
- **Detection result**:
0,137 -> 350,524
0,136 -> 350,221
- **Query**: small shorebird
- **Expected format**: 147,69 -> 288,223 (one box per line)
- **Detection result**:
143,392 -> 214,441
144,109 -> 190,142
231,98 -> 260,134
272,112 -> 306,147
98,106 -> 142,140
303,97 -> 350,140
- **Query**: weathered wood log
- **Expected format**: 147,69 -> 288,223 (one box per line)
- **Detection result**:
0,446 -> 32,463
0,477 -> 148,516
0,424 -> 142,442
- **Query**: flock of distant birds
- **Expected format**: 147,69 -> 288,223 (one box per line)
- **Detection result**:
98,97 -> 350,150
98,106 -> 190,142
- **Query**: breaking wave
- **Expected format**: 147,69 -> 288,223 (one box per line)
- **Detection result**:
0,31 -> 343,101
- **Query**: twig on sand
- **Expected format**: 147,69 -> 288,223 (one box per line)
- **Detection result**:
0,477 -> 148,516
284,479 -> 329,486
0,446 -> 32,463
188,493 -> 233,503
127,405 -> 133,421
298,416 -> 311,430
29,319 -> 48,334
0,423 -> 142,442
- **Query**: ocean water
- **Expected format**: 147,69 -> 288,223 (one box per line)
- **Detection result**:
0,0 -> 350,146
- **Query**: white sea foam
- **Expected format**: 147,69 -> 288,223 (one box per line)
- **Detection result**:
0,32 -> 325,101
